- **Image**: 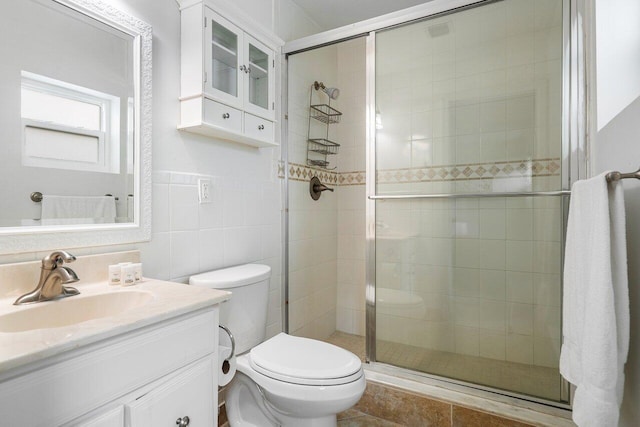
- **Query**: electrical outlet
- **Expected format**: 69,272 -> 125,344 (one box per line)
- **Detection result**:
198,179 -> 213,204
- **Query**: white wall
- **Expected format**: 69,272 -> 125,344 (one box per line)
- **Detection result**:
590,1 -> 640,423
595,0 -> 640,130
592,97 -> 640,427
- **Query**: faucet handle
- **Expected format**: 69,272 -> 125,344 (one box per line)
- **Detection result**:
42,251 -> 76,269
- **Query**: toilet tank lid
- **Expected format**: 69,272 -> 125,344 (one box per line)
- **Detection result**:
189,264 -> 271,289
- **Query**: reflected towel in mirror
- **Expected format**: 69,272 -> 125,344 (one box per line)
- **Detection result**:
41,195 -> 117,224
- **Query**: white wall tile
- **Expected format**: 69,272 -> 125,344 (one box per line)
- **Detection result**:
455,326 -> 480,356
198,228 -> 225,273
479,239 -> 506,270
152,183 -> 170,232
222,187 -> 246,227
479,269 -> 506,300
506,271 -> 534,303
455,239 -> 479,268
170,185 -> 199,231
508,302 -> 534,335
170,230 -> 200,279
479,330 -> 506,360
506,333 -> 533,364
479,209 -> 506,239
533,304 -> 561,339
223,226 -> 262,266
479,300 -> 506,332
533,336 -> 560,368
506,208 -> 534,240
506,240 -> 533,272
140,232 -> 171,280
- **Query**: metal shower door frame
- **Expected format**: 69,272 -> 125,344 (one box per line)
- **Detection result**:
364,0 -> 586,408
282,0 -> 589,410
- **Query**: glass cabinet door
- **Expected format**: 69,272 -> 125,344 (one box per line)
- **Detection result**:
244,34 -> 273,120
204,9 -> 243,109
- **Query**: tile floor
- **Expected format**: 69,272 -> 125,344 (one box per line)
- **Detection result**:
338,409 -> 403,426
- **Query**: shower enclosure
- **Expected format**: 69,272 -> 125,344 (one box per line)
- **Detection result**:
285,0 -> 583,406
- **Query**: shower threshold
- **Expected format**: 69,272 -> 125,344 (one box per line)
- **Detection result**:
324,332 -> 571,415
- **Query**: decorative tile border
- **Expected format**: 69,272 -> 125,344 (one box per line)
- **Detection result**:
282,158 -> 560,187
338,171 -> 366,186
376,158 -> 561,184
285,162 -> 339,184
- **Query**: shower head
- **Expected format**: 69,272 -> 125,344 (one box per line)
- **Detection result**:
322,86 -> 340,100
313,81 -> 340,100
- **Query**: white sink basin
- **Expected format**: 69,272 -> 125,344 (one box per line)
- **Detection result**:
0,290 -> 154,332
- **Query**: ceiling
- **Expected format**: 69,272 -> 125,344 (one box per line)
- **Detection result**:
290,0 -> 431,31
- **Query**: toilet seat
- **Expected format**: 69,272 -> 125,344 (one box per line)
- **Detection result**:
248,333 -> 362,386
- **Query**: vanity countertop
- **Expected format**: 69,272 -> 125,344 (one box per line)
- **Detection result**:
0,278 -> 230,375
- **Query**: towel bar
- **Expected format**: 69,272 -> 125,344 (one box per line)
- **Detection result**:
606,168 -> 640,183
30,192 -> 120,202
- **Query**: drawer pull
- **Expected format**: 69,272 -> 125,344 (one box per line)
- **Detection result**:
176,416 -> 190,426
222,113 -> 230,119
258,125 -> 265,130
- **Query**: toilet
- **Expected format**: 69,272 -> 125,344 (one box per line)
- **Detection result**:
190,264 -> 366,427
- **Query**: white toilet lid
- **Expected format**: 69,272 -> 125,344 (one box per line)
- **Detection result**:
249,333 -> 363,386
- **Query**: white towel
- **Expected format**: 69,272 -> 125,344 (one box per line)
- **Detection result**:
560,172 -> 629,427
127,195 -> 134,222
41,195 -> 117,223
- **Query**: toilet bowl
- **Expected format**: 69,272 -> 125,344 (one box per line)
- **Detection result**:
190,264 -> 365,427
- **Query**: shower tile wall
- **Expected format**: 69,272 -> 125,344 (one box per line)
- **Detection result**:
374,0 -> 564,398
334,38 -> 367,336
287,38 -> 367,340
287,45 -> 339,339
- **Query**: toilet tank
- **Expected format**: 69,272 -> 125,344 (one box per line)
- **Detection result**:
190,264 -> 271,354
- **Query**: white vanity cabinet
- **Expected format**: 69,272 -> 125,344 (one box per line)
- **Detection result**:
178,1 -> 283,148
0,308 -> 220,427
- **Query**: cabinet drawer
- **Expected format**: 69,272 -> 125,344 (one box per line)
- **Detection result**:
244,113 -> 273,144
203,99 -> 242,133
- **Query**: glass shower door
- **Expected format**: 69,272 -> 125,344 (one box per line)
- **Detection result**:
372,0 -> 567,402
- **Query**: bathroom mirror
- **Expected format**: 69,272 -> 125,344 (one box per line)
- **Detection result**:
0,0 -> 152,254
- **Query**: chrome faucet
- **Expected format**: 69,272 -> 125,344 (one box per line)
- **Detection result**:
13,251 -> 80,305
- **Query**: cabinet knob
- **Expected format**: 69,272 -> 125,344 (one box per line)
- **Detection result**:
258,125 -> 265,130
176,416 -> 190,427
222,113 -> 230,119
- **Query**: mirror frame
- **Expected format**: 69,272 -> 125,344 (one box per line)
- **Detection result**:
0,0 -> 152,255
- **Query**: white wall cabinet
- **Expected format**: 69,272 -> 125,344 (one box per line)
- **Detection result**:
179,1 -> 283,148
0,308 -> 219,427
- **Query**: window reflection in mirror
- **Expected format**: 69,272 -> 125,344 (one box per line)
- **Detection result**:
0,0 -> 135,227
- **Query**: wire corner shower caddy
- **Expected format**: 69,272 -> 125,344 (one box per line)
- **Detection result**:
306,81 -> 342,169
